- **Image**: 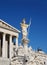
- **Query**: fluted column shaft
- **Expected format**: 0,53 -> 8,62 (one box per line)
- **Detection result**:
2,33 -> 6,57
9,35 -> 13,59
16,37 -> 18,48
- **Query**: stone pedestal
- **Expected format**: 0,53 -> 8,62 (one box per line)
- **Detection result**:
0,58 -> 10,65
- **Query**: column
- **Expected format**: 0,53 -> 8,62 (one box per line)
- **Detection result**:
2,33 -> 6,57
16,36 -> 18,48
9,35 -> 13,59
24,44 -> 28,55
0,39 -> 1,56
5,41 -> 8,58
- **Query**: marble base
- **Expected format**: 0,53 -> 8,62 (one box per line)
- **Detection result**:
0,58 -> 10,65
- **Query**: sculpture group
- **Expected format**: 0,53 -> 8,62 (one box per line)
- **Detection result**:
0,19 -> 47,65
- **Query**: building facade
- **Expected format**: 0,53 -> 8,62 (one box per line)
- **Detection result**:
0,19 -> 20,65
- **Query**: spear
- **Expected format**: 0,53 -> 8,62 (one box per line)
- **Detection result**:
28,18 -> 32,38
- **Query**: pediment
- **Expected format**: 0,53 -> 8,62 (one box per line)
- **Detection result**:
0,19 -> 20,33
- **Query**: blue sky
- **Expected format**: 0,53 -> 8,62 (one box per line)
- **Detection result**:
0,0 -> 47,53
